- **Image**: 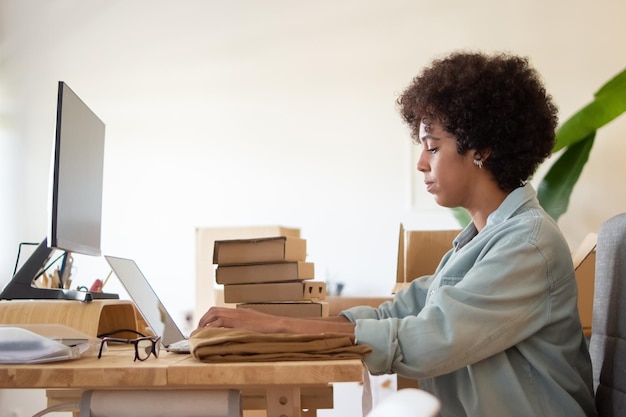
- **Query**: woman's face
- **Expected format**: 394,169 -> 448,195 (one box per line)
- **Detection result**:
417,120 -> 476,208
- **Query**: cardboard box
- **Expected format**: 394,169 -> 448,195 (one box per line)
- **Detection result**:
195,226 -> 301,323
572,233 -> 597,336
216,261 -> 314,285
223,281 -> 326,303
393,224 -> 460,293
213,236 -> 307,265
237,301 -> 329,317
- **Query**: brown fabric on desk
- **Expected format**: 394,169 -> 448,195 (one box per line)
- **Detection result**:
189,327 -> 371,363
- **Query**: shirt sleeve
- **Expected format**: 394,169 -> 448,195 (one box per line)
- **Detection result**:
341,225 -> 566,379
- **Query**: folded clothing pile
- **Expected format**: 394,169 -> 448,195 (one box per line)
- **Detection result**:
190,327 -> 371,362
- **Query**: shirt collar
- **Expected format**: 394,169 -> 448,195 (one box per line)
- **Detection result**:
486,183 -> 538,227
453,183 -> 538,250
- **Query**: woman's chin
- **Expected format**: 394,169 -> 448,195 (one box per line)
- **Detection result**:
433,196 -> 455,209
431,195 -> 443,206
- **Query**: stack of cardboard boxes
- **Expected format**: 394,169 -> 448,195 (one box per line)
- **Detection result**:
213,235 -> 328,317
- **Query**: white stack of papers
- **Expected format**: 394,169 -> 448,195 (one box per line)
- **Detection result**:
0,327 -> 83,364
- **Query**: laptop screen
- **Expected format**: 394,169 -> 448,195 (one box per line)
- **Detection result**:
104,255 -> 186,346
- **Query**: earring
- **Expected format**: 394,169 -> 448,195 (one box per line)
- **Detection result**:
473,159 -> 483,169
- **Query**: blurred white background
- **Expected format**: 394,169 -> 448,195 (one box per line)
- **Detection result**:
1,1 -> 625,415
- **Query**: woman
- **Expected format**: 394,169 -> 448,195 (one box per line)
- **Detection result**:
199,51 -> 597,417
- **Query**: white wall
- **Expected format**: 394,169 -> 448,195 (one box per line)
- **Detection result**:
1,1 -> 625,415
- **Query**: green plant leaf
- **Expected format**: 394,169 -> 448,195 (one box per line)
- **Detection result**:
537,132 -> 596,221
595,67 -> 626,98
553,68 -> 626,152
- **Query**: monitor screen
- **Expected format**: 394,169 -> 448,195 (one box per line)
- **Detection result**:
50,81 -> 105,256
0,81 -> 111,301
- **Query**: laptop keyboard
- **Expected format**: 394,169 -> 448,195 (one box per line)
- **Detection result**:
166,339 -> 190,353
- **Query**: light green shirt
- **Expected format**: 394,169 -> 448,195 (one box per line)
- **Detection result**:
342,184 -> 597,417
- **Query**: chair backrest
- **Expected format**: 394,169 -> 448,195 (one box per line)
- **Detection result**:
589,212 -> 626,416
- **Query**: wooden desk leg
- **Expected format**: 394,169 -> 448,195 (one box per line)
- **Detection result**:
266,385 -> 301,417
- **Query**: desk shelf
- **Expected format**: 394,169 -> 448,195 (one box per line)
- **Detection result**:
0,299 -> 140,337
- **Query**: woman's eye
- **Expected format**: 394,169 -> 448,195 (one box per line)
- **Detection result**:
427,147 -> 437,154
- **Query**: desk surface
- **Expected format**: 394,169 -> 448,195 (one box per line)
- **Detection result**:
1,349 -> 364,417
0,348 -> 364,390
0,300 -> 365,416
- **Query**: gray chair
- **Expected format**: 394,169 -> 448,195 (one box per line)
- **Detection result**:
589,212 -> 626,416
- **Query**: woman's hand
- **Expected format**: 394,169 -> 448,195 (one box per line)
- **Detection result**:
197,306 -> 357,340
198,306 -> 282,332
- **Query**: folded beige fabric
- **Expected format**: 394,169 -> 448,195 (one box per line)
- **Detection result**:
190,327 -> 371,363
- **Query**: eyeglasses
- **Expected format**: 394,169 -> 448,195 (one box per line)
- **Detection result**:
98,335 -> 161,361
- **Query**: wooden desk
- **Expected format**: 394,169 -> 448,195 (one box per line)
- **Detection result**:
0,347 -> 364,417
0,299 -> 364,416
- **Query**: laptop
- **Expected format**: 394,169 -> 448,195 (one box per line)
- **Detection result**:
104,255 -> 190,353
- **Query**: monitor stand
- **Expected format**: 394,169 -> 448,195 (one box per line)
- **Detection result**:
0,238 -> 118,302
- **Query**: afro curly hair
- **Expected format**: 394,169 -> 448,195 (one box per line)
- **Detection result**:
397,51 -> 559,192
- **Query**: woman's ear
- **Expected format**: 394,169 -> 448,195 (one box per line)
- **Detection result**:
473,148 -> 492,162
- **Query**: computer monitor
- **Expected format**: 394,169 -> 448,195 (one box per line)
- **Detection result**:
1,82 -> 116,301
50,81 -> 104,256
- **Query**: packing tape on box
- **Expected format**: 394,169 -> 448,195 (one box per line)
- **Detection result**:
80,389 -> 241,417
